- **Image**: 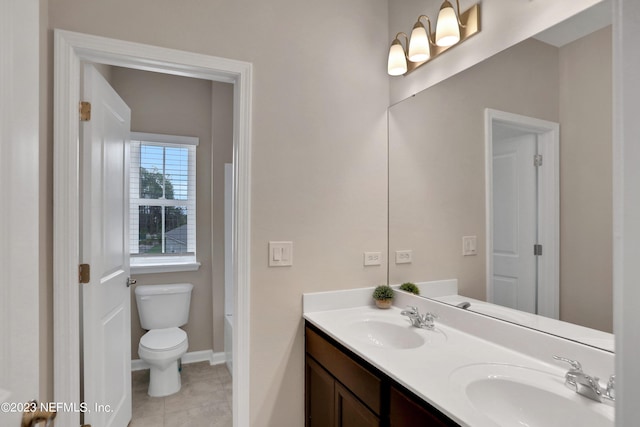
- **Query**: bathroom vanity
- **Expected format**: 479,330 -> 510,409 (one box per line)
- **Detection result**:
303,287 -> 615,427
306,324 -> 456,426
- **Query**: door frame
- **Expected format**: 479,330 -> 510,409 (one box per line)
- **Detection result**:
484,108 -> 560,318
53,29 -> 252,427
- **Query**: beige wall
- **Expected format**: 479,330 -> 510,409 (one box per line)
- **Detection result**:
389,38 -> 560,300
559,27 -> 613,332
389,28 -> 613,332
108,67 -> 234,358
47,0 -> 389,425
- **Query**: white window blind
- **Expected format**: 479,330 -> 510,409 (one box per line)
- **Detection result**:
130,132 -> 198,266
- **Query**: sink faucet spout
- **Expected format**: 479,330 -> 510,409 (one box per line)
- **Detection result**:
401,306 -> 438,330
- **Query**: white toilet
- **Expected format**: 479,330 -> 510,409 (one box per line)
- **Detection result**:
135,283 -> 193,397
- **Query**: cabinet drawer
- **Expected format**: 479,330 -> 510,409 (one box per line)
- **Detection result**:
306,327 -> 381,415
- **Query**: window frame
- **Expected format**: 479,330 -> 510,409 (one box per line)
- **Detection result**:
129,131 -> 200,274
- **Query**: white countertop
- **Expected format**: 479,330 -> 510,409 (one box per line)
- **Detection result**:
303,287 -> 615,427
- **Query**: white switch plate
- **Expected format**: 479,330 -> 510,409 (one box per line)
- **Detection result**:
269,241 -> 293,266
364,252 -> 382,266
462,236 -> 477,256
395,250 -> 413,264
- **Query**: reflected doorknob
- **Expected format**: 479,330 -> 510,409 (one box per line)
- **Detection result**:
127,277 -> 137,287
21,401 -> 56,427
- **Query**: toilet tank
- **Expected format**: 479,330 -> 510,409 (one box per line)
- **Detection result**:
135,283 -> 193,330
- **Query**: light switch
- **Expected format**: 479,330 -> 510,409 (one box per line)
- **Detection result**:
395,250 -> 413,264
364,252 -> 382,266
462,236 -> 477,256
269,241 -> 293,267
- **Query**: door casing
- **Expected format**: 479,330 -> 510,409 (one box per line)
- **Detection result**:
485,108 -> 560,319
53,29 -> 252,427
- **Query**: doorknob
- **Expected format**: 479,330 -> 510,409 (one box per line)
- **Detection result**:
21,401 -> 56,427
127,277 -> 137,287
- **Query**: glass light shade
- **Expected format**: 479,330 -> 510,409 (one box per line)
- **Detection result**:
435,1 -> 461,47
387,41 -> 407,76
408,24 -> 431,62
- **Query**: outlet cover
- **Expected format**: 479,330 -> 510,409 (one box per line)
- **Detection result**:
462,236 -> 477,256
364,252 -> 382,266
269,241 -> 293,266
395,250 -> 413,264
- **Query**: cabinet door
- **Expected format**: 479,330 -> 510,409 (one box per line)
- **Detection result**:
306,356 -> 335,427
389,386 -> 455,427
335,382 -> 380,427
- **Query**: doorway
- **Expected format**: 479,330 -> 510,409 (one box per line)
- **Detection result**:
53,30 -> 252,427
485,109 -> 560,319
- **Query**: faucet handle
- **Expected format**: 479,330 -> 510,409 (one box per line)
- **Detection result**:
401,305 -> 418,314
423,312 -> 439,321
553,355 -> 583,372
606,375 -> 615,400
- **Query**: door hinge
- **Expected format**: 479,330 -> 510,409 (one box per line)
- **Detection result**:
534,154 -> 543,167
534,244 -> 543,256
79,263 -> 91,283
79,101 -> 91,121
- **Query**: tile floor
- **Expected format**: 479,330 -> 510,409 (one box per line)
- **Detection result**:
130,362 -> 232,427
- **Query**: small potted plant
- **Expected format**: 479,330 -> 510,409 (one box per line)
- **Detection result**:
372,285 -> 394,309
399,282 -> 420,295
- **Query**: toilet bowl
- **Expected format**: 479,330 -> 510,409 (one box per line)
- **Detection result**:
135,283 -> 193,397
138,328 -> 189,397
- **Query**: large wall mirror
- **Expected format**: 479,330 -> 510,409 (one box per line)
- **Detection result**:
388,0 -> 613,351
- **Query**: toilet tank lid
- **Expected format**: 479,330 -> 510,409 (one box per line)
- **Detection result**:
135,283 -> 193,296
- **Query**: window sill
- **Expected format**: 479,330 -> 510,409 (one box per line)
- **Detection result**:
130,260 -> 201,275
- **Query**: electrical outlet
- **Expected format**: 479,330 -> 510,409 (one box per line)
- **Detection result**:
364,251 -> 382,266
395,250 -> 413,264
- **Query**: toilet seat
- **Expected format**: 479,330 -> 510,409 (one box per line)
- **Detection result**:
140,327 -> 187,352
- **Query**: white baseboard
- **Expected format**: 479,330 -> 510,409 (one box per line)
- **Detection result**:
131,349 -> 226,371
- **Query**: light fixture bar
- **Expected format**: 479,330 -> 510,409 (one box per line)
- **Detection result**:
403,3 -> 480,76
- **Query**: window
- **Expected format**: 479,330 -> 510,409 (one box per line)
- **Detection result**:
130,132 -> 199,273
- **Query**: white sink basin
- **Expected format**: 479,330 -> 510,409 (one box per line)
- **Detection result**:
345,318 -> 447,350
449,364 -> 614,427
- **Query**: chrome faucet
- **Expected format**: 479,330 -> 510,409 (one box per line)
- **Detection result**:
553,356 -> 615,403
401,306 -> 438,330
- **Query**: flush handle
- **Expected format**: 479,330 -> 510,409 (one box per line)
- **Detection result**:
126,277 -> 137,288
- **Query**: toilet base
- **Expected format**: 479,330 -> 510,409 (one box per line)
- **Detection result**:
148,359 -> 182,397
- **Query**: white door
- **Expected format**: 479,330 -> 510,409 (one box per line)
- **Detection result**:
492,132 -> 538,313
1,1 -> 41,426
81,64 -> 132,427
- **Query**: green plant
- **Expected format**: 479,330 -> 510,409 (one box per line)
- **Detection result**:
372,285 -> 394,301
399,282 -> 420,295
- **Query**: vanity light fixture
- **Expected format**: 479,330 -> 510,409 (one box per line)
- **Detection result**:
435,0 -> 462,47
387,32 -> 409,76
408,16 -> 435,62
388,0 -> 481,76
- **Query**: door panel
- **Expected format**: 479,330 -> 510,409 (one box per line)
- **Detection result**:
81,64 -> 132,427
492,133 -> 537,313
334,382 -> 379,427
306,356 -> 334,427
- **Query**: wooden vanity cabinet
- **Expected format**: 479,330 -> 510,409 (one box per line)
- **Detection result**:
305,323 -> 459,427
389,386 -> 453,427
